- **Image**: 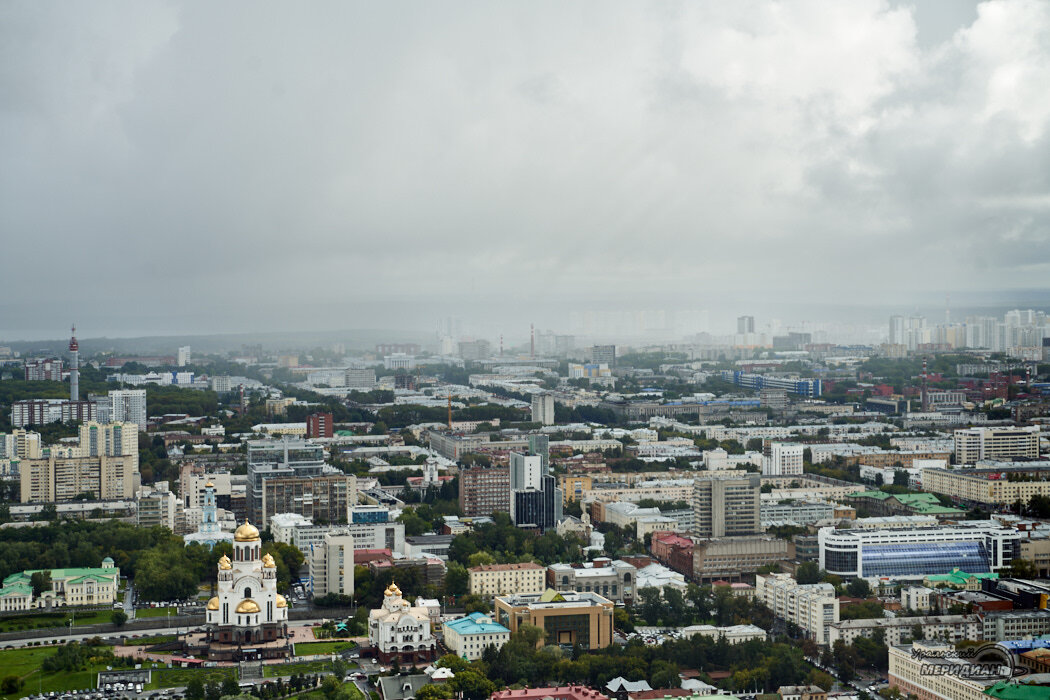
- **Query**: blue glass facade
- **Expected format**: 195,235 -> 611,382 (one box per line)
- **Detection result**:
860,541 -> 991,577
352,510 -> 389,524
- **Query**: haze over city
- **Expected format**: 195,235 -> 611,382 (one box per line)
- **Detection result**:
3,0 -> 1050,341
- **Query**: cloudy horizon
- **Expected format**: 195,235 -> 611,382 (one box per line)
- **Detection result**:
3,0 -> 1049,341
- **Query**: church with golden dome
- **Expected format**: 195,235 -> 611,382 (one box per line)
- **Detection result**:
367,582 -> 436,664
203,520 -> 290,661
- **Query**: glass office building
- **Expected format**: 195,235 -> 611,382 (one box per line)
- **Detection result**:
820,522 -> 1020,579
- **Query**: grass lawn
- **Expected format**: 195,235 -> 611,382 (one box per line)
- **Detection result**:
146,666 -> 238,689
124,635 -> 178,646
0,609 -> 114,633
136,606 -> 177,619
264,660 -> 339,678
0,646 -> 109,700
293,641 -> 355,655
294,681 -> 365,700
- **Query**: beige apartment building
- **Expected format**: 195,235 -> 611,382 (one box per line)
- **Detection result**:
469,562 -> 546,597
922,467 -> 1050,506
21,454 -> 139,502
954,426 -> 1040,464
755,573 -> 839,645
583,482 -> 695,505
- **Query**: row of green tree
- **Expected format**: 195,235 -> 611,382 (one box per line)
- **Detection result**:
419,624 -> 832,696
0,520 -> 303,601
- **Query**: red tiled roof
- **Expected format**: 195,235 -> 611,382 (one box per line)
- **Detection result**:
630,689 -> 693,700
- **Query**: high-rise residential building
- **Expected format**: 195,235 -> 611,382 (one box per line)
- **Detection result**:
10,398 -> 100,428
245,438 -> 354,526
0,429 -> 42,461
737,316 -> 755,334
109,389 -> 147,430
177,346 -> 192,367
459,463 -> 510,517
18,420 -> 140,503
591,345 -> 616,368
0,429 -> 42,478
310,530 -> 355,598
21,454 -> 139,503
762,442 -> 804,476
261,473 -> 355,529
345,367 -> 377,389
510,451 -> 562,531
24,358 -> 64,382
531,394 -> 555,426
306,412 -> 334,439
953,426 -> 1040,463
888,315 -> 906,345
755,573 -> 839,645
692,474 -> 761,538
77,421 -> 138,458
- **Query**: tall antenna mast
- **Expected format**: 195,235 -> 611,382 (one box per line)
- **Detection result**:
921,356 -> 930,412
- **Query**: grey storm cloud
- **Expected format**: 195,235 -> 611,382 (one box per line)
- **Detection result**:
1,0 -> 1048,338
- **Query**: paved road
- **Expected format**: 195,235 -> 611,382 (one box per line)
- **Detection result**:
0,618 -> 340,649
125,583 -> 136,620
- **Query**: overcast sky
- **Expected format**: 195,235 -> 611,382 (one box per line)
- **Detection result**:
2,0 -> 1049,340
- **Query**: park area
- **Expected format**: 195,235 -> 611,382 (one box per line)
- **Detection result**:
0,645 -> 110,700
292,641 -> 356,655
0,609 -> 115,633
146,666 -> 238,690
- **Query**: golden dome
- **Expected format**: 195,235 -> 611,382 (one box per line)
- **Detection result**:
234,520 -> 261,542
262,553 -> 276,568
205,481 -> 214,488
218,555 -> 232,570
206,597 -> 220,610
235,599 -> 260,614
384,583 -> 402,598
276,594 -> 288,608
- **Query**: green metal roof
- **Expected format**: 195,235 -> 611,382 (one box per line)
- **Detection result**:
849,490 -> 892,500
984,680 -> 1050,699
0,583 -> 32,597
3,566 -> 118,587
925,569 -> 1000,586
